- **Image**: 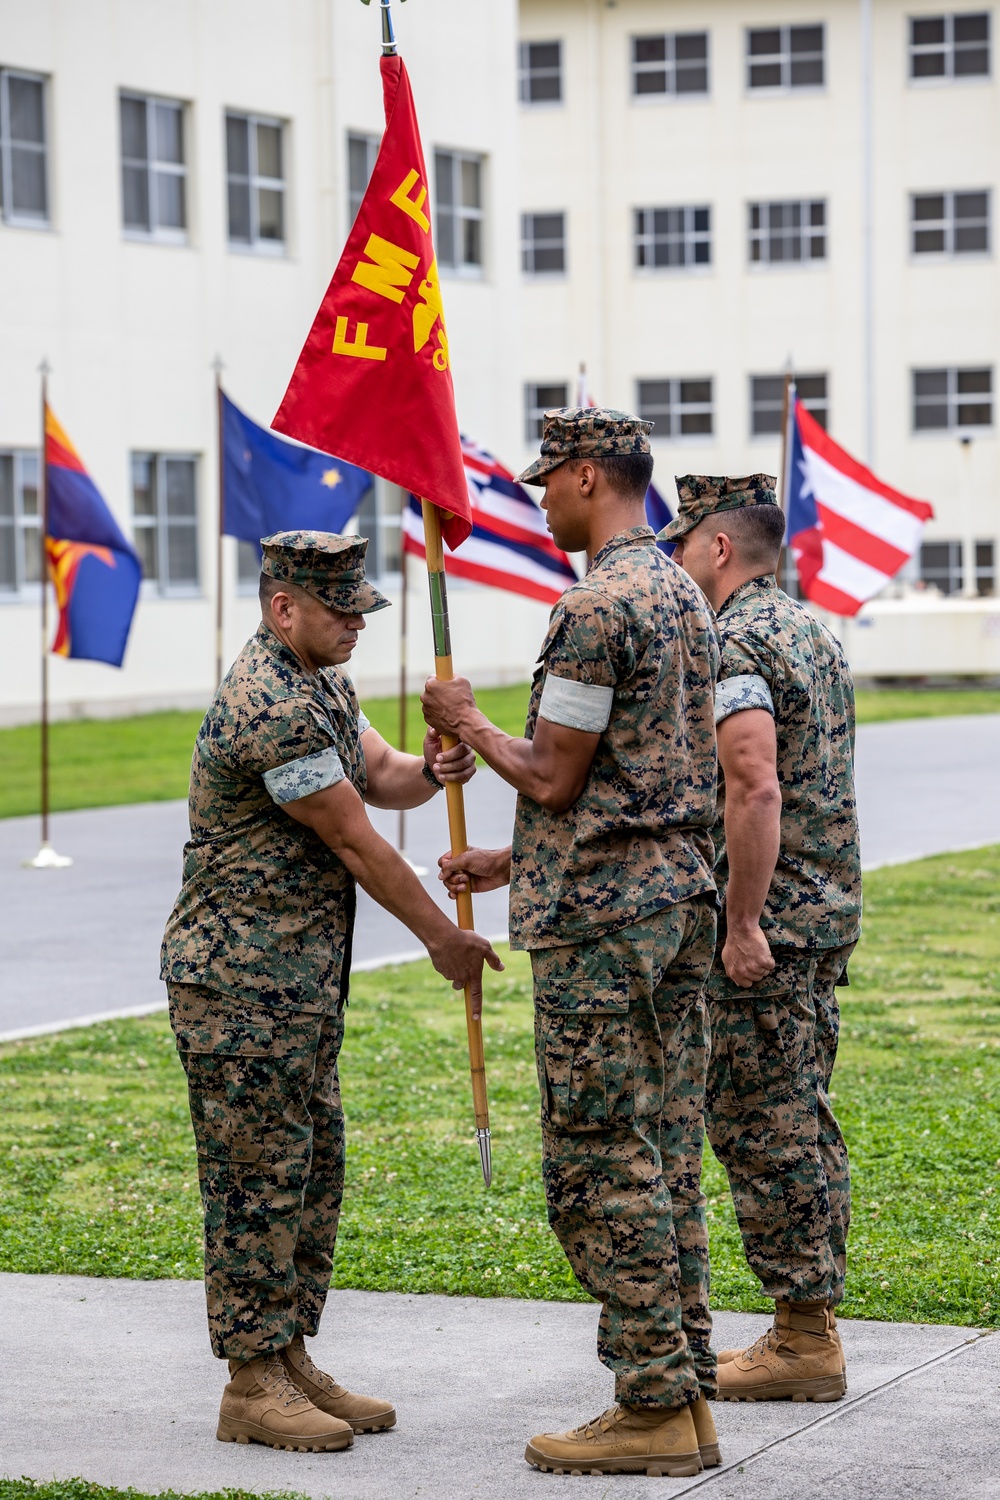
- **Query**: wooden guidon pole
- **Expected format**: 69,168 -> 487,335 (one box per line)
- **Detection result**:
420,499 -> 492,1187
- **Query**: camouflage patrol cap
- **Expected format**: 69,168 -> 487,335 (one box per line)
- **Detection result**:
659,474 -> 779,541
517,406 -> 653,485
260,531 -> 390,614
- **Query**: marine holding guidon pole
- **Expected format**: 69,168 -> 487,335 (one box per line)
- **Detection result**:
273,0 -> 497,1183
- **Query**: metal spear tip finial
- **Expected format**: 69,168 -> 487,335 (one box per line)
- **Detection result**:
477,1128 -> 492,1188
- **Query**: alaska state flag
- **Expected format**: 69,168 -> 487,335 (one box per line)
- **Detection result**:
223,392 -> 372,557
45,408 -> 142,667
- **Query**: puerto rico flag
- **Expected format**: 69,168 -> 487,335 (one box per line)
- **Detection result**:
402,436 -> 578,605
785,397 -> 934,617
45,408 -> 142,666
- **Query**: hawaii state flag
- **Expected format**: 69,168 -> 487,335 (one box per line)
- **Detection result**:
786,398 -> 934,616
273,55 -> 470,550
402,437 -> 578,605
45,408 -> 142,666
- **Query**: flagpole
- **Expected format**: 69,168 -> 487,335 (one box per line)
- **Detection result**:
397,541 -> 408,856
24,360 -> 72,869
421,499 -> 491,1188
778,365 -> 794,512
213,356 -> 225,687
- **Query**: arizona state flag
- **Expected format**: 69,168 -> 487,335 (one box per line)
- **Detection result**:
273,56 -> 471,550
45,408 -> 142,666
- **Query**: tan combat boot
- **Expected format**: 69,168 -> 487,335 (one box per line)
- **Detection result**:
280,1333 -> 396,1433
217,1350 -> 354,1450
716,1300 -> 846,1403
717,1307 -> 846,1376
691,1395 -> 721,1467
525,1402 -> 703,1477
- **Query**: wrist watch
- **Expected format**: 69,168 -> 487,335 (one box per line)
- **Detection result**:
422,761 -> 444,790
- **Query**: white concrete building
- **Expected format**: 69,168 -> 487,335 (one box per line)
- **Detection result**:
516,0 -> 1000,676
1,0 -> 999,725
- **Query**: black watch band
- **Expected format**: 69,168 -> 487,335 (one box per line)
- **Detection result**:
422,761 -> 444,790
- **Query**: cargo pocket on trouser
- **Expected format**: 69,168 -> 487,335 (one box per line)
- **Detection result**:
532,963 -> 634,1133
173,1019 -> 277,1165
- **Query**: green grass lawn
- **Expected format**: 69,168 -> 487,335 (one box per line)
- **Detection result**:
0,1487 -> 302,1500
1,846 -> 997,1326
2,684 -> 999,821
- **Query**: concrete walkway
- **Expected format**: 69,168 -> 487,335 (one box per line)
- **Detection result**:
2,714 -> 999,1041
1,1274 -> 995,1499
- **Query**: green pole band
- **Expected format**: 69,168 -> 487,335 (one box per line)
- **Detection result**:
427,570 -> 451,659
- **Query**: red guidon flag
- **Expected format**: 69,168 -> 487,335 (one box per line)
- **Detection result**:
273,56 -> 471,550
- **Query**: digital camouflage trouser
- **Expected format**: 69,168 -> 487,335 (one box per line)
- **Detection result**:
530,897 -> 717,1411
705,942 -> 856,1307
167,983 -> 346,1360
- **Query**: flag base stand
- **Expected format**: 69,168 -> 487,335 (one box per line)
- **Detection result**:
23,841 -> 73,869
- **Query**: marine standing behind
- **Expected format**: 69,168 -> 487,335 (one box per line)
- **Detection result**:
423,409 -> 723,1478
666,477 -> 862,1402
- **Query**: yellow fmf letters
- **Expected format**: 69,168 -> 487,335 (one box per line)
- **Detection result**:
351,234 -> 419,304
332,316 -> 387,362
390,169 -> 430,234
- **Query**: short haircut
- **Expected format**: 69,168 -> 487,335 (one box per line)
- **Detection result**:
258,572 -> 312,611
714,503 -> 786,570
570,452 -> 655,500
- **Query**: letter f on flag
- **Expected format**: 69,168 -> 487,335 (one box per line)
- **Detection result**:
273,56 -> 470,550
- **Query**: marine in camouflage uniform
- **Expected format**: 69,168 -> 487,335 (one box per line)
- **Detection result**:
423,409 -> 723,1477
665,476 -> 862,1403
161,530 -> 495,1449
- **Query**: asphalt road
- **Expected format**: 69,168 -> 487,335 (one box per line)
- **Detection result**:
1,714 -> 998,1041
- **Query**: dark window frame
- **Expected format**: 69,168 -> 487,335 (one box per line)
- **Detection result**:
912,367 -> 993,432
750,373 -> 829,437
347,131 -> 380,228
748,199 -> 827,265
131,451 -> 201,595
0,449 -> 41,594
634,204 -> 712,270
636,377 -> 715,439
909,12 -> 991,80
746,23 -> 826,91
518,40 -> 563,104
0,67 -> 49,227
434,148 -> 485,275
525,382 -> 569,443
120,91 -> 187,242
911,188 -> 991,255
631,31 -> 710,96
521,210 -> 567,275
225,110 -> 286,253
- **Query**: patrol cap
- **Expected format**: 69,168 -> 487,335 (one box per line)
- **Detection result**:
659,474 -> 779,541
517,406 -> 653,485
260,531 -> 390,615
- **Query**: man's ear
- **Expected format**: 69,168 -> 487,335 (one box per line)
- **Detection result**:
269,589 -> 294,625
714,530 -> 734,567
577,460 -> 597,494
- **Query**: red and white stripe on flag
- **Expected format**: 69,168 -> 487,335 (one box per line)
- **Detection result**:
403,436 -> 579,606
787,401 -> 935,617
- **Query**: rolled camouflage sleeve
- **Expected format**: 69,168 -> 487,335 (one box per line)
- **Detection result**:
716,629 -> 776,725
233,700 -> 347,805
537,588 -> 628,733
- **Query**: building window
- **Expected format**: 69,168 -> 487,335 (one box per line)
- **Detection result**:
347,132 -> 379,227
434,149 -> 483,274
525,383 -> 569,443
522,212 -> 566,274
0,450 -> 40,593
226,112 -> 285,251
636,378 -> 714,439
634,205 -> 711,269
975,539 -> 996,595
746,25 -> 825,89
912,368 -> 993,431
236,540 -> 261,589
120,93 -> 186,240
631,32 -> 710,96
909,13 -> 990,78
911,190 -> 990,254
749,200 -> 826,264
131,453 -> 199,593
0,69 -> 48,226
919,539 -> 964,594
518,41 -> 562,103
751,373 -> 829,436
354,478 -> 400,581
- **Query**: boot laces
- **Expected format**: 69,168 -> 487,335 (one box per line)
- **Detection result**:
289,1339 -> 339,1394
741,1327 -> 779,1364
574,1406 -> 620,1441
261,1351 -> 309,1409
